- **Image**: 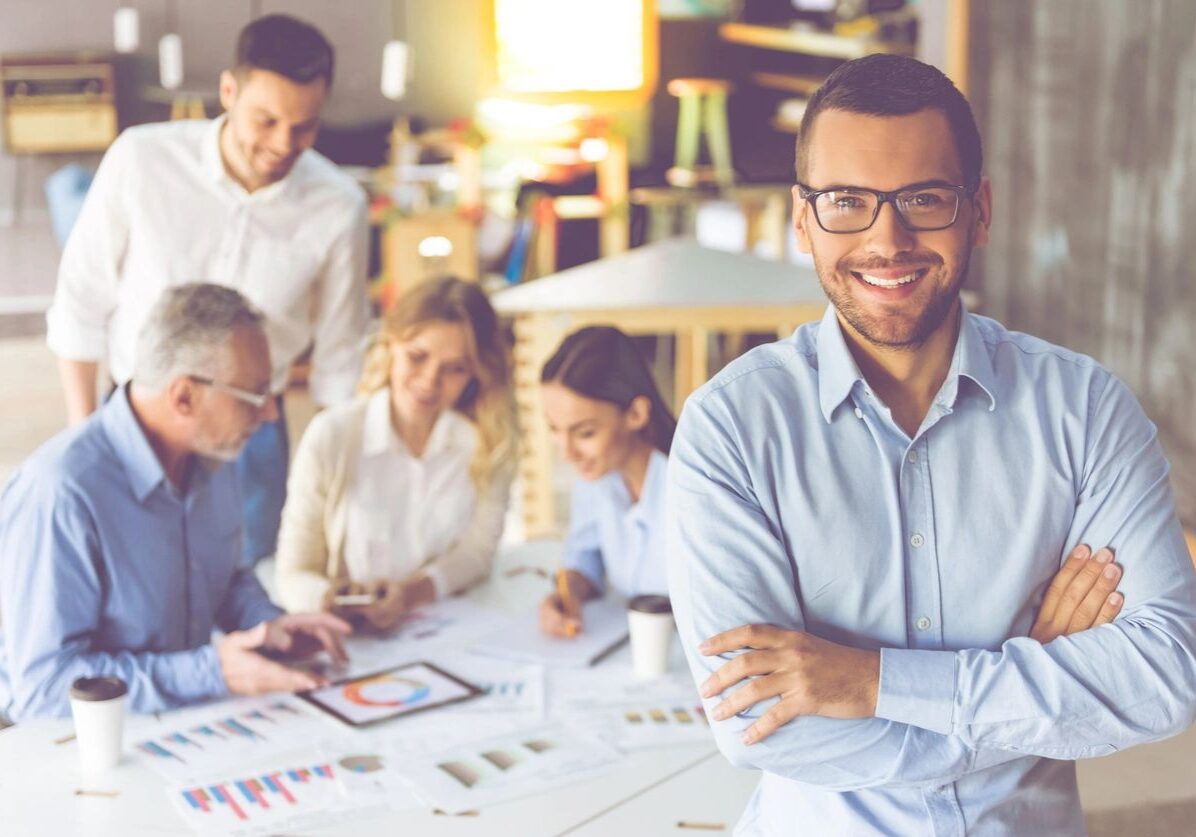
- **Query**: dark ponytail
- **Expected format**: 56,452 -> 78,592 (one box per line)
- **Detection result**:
541,326 -> 676,454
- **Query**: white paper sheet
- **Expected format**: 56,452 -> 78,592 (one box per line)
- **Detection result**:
469,597 -> 629,668
389,723 -> 624,814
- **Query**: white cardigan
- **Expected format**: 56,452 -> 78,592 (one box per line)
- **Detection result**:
274,392 -> 513,613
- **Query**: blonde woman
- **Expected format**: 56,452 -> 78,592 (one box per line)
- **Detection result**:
275,277 -> 516,631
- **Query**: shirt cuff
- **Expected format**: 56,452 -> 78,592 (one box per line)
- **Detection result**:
158,644 -> 231,707
874,647 -> 956,735
308,366 -> 360,408
45,308 -> 106,361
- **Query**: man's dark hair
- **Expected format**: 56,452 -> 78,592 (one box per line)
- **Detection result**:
795,54 -> 982,191
234,14 -> 334,87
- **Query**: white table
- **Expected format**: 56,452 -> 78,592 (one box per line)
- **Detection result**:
0,540 -> 757,836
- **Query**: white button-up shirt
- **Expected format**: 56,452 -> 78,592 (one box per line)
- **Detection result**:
343,390 -> 482,595
46,116 -> 369,405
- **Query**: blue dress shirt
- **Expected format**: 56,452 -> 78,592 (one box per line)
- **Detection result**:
0,387 -> 282,721
667,305 -> 1196,836
563,448 -> 670,597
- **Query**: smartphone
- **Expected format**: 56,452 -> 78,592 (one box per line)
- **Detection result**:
333,593 -> 378,606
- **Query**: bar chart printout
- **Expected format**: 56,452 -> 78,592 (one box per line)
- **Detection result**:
171,762 -> 341,833
135,698 -> 326,780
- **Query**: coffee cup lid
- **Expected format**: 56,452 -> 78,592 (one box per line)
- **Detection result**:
628,594 -> 671,614
70,676 -> 128,702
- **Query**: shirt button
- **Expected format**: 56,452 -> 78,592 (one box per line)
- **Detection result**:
910,532 -> 925,548
907,451 -> 918,464
916,616 -> 931,631
854,407 -> 864,419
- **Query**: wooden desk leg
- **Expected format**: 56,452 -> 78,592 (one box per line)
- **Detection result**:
674,327 -> 711,407
512,315 -> 565,538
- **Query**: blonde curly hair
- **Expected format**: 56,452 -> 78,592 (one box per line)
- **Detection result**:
358,277 -> 517,488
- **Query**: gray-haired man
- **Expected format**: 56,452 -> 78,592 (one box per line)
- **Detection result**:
0,283 -> 349,722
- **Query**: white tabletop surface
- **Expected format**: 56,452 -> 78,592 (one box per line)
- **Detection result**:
490,238 -> 826,313
0,539 -> 759,836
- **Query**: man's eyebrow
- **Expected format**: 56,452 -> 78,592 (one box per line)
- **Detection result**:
809,178 -> 960,192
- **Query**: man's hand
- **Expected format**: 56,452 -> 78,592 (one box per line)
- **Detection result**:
1030,544 -> 1124,643
698,625 -> 879,746
216,614 -> 351,695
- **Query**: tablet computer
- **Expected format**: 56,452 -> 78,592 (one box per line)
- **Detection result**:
297,661 -> 483,727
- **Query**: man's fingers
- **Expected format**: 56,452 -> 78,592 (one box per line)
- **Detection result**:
699,624 -> 782,657
232,622 -> 270,650
308,625 -> 348,663
1037,544 -> 1092,625
1093,591 -> 1124,627
1052,547 -> 1111,624
742,697 -> 805,746
1066,559 -> 1121,634
710,671 -> 785,720
699,650 -> 775,698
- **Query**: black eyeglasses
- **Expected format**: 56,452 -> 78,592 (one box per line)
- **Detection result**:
796,182 -> 973,234
188,375 -> 272,409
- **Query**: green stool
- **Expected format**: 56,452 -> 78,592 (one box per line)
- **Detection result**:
667,78 -> 735,188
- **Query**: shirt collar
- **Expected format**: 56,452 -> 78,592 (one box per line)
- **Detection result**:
816,305 -> 866,423
99,386 -> 168,502
362,389 -> 472,459
200,113 -> 298,200
816,302 -> 998,423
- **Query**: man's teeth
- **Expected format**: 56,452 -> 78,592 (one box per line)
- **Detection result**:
859,272 -> 919,288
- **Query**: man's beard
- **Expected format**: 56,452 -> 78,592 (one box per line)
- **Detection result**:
811,246 -> 972,350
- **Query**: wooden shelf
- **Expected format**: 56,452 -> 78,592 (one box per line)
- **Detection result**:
719,22 -> 910,60
751,71 -> 824,96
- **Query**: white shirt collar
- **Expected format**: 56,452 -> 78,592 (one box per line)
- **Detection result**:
200,113 -> 300,201
361,389 -> 476,460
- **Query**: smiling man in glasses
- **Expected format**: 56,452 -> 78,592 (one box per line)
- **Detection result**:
0,284 -> 350,722
667,55 -> 1196,834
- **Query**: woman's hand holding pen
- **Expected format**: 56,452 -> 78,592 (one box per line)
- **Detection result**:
539,569 -> 594,638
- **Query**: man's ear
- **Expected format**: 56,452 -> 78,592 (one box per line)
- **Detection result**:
167,376 -> 200,418
793,185 -> 813,254
626,395 -> 651,433
971,176 -> 992,249
218,70 -> 239,113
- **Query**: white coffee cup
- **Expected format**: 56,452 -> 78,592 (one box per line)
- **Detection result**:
69,676 -> 128,773
628,595 -> 674,679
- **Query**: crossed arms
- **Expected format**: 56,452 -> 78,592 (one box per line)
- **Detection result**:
666,380 -> 1196,792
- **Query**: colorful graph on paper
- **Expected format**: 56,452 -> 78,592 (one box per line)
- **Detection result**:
170,761 -> 341,832
134,698 -> 326,780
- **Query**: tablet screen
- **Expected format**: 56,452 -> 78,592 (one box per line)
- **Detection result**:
298,662 -> 482,727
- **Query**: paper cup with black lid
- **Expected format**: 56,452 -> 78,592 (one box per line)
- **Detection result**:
69,676 -> 128,773
628,595 -> 674,679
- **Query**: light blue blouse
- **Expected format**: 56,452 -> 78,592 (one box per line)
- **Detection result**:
562,448 -> 669,597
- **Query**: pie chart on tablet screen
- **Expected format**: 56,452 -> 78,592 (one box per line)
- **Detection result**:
342,673 -> 431,708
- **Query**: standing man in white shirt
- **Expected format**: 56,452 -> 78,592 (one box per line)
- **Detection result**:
46,14 -> 369,566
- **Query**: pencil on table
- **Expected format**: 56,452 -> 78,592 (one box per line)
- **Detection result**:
556,566 -> 578,637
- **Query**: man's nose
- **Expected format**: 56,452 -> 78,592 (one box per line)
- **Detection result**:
861,201 -> 917,259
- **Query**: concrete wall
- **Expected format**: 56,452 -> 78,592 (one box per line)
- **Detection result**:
970,0 -> 1196,526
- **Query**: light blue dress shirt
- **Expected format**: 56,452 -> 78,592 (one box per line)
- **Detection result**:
563,448 -> 670,597
667,305 -> 1196,836
0,387 -> 282,721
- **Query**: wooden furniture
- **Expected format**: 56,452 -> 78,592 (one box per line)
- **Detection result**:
491,238 -> 827,537
0,53 -> 118,154
666,78 -> 734,188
